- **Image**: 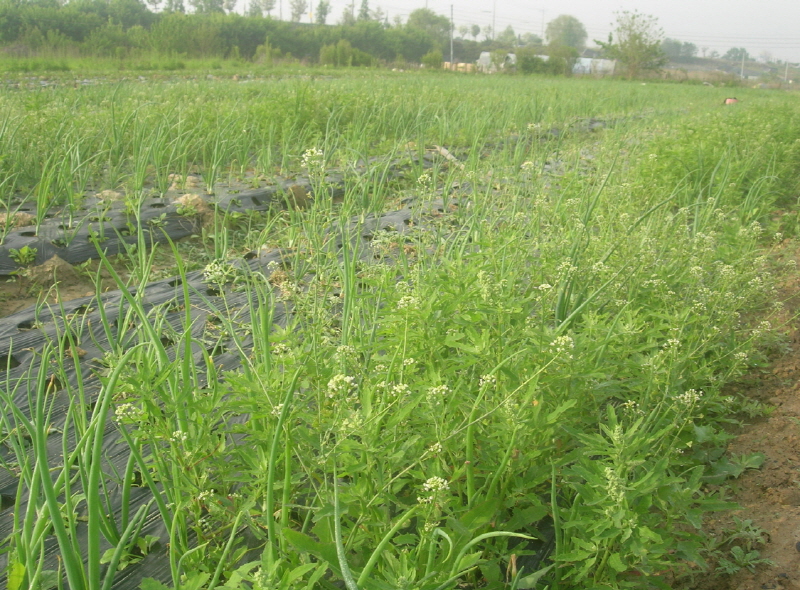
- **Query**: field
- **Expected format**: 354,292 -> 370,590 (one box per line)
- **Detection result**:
0,70 -> 799,590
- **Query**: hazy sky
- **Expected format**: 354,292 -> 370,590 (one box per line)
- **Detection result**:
280,0 -> 800,62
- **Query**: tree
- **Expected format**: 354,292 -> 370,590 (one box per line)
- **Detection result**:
597,11 -> 667,79
661,38 -> 697,61
315,0 -> 329,23
723,47 -> 749,61
406,8 -> 450,48
289,0 -> 306,21
188,0 -> 222,13
470,24 -> 480,41
545,14 -> 586,50
357,0 -> 368,21
163,0 -> 184,12
496,25 -> 515,46
482,25 -> 492,41
520,32 -> 542,47
457,24 -> 468,39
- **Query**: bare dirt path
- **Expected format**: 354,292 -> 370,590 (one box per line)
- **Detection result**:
690,243 -> 800,590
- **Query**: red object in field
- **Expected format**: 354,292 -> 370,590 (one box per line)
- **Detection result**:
724,97 -> 739,104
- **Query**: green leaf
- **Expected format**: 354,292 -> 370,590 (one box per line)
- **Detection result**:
283,529 -> 341,577
608,552 -> 626,572
638,526 -> 663,544
8,562 -> 25,590
181,572 -> 210,590
100,547 -> 116,565
287,563 -> 318,584
516,564 -> 554,589
141,579 -> 171,590
456,551 -> 483,572
283,529 -> 323,554
556,549 -> 593,562
460,497 -> 500,531
506,504 -> 549,531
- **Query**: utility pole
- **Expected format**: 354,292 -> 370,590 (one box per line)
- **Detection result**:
492,0 -> 495,40
740,50 -> 745,79
540,9 -> 545,40
785,61 -> 790,82
450,4 -> 454,68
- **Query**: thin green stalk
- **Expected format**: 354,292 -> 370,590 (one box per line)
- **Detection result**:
357,506 -> 418,586
266,367 -> 302,567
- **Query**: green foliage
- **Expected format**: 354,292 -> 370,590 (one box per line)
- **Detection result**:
545,14 -> 587,50
597,10 -> 668,79
517,47 -> 547,74
1,74 -> 799,590
406,7 -> 451,50
662,37 -> 698,61
9,245 -> 37,266
724,47 -> 750,61
421,48 -> 443,69
319,39 -> 373,67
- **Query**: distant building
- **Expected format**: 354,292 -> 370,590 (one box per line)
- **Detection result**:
477,51 -> 517,73
476,52 -> 615,76
572,58 -> 616,76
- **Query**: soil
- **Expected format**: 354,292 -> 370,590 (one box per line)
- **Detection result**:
686,242 -> 800,590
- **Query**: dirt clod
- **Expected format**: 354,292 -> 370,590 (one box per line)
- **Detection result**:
24,255 -> 81,289
0,212 -> 35,228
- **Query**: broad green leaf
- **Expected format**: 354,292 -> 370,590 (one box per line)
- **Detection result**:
456,551 -> 483,572
7,562 -> 25,590
181,572 -> 210,590
608,552 -> 626,572
287,563 -> 318,584
141,579 -> 171,590
556,549 -> 593,562
460,497 -> 500,531
517,564 -> 554,589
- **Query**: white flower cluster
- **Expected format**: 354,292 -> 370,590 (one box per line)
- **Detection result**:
418,476 -> 449,504
327,374 -> 357,398
171,430 -> 188,442
392,383 -> 411,397
663,338 -> 681,350
550,335 -> 575,358
114,403 -> 144,423
396,295 -> 420,310
520,161 -> 535,172
340,411 -> 364,432
301,147 -> 324,172
428,442 -> 443,454
479,374 -> 496,388
336,345 -> 357,360
427,384 -> 450,405
271,342 -> 291,356
203,259 -> 241,287
675,389 -> 702,406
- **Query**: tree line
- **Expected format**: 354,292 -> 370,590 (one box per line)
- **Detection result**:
0,0 -> 763,78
